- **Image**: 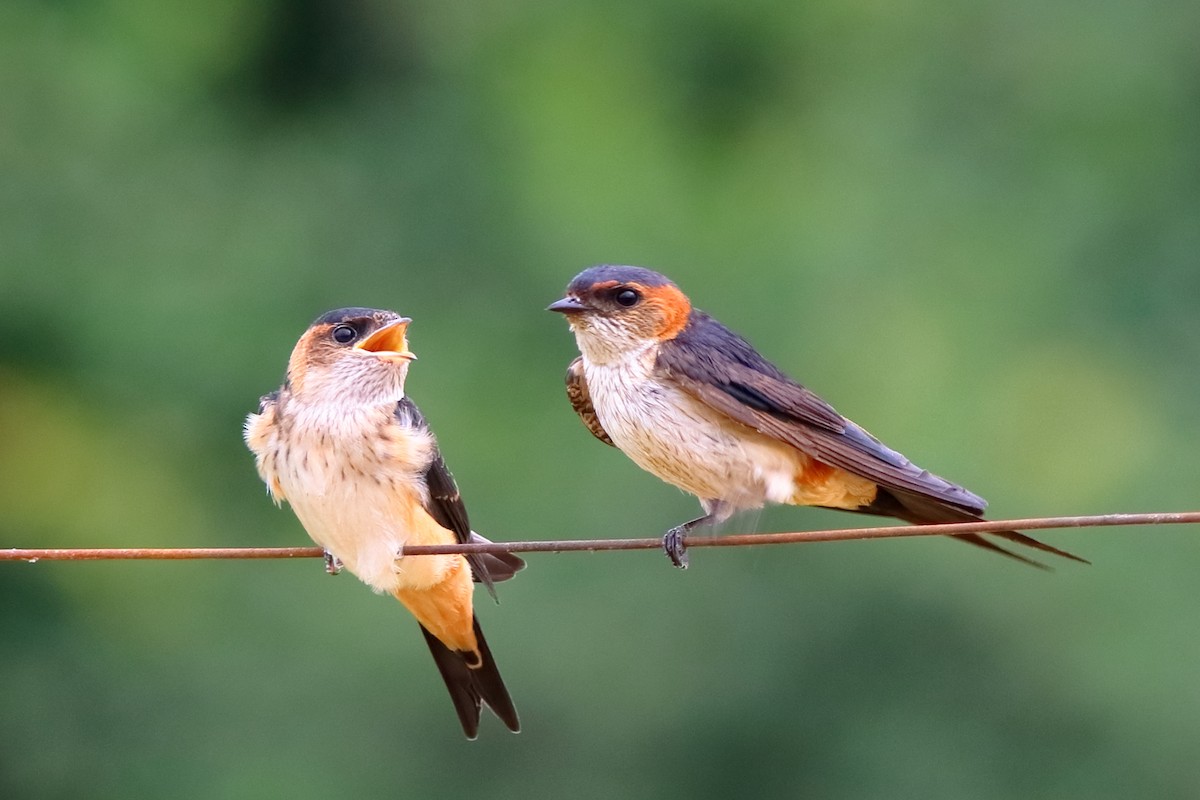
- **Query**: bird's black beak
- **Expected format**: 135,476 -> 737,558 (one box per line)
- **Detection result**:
547,296 -> 588,314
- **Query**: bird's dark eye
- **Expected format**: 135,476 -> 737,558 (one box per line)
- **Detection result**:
614,288 -> 641,307
331,324 -> 357,344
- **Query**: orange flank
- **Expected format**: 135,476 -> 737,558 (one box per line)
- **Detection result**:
792,457 -> 878,510
799,459 -> 836,484
394,556 -> 479,658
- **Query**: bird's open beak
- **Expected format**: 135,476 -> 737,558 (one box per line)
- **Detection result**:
547,296 -> 588,314
355,317 -> 416,362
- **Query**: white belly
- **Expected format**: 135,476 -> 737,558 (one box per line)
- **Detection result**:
584,360 -> 803,510
263,403 -> 451,594
283,465 -> 416,593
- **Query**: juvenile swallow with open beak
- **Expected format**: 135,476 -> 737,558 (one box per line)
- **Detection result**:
244,307 -> 523,738
549,265 -> 1087,569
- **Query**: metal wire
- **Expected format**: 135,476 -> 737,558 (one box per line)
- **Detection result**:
2,511 -> 1196,562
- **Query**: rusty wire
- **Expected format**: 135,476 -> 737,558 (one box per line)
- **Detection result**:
2,511 -> 1196,563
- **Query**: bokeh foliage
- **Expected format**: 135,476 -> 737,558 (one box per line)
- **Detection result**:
3,1 -> 1199,797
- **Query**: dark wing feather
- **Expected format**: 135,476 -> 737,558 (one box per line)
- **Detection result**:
657,312 -> 847,433
700,380 -> 988,512
655,313 -> 985,512
565,356 -> 614,446
257,390 -> 280,415
656,314 -> 1087,565
395,398 -> 526,599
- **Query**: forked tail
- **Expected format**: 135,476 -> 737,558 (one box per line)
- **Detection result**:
419,616 -> 520,739
861,487 -> 1089,569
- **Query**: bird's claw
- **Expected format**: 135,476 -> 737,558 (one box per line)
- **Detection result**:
663,528 -> 689,569
323,551 -> 343,575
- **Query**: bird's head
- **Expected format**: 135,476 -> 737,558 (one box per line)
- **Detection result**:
285,307 -> 416,404
548,265 -> 692,364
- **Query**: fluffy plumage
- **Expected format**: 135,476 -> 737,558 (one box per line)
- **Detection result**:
245,307 -> 521,738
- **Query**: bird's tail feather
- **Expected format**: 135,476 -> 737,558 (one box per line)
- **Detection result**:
852,488 -> 1089,568
419,616 -> 520,739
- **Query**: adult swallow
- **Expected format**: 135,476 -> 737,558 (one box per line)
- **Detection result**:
549,265 -> 1086,569
244,307 -> 523,738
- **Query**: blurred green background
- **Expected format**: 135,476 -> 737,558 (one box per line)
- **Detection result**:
3,0 -> 1199,797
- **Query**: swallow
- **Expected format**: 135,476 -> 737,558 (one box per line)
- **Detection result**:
244,307 -> 523,738
549,265 -> 1087,569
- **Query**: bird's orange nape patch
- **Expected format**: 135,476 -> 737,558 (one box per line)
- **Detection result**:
284,323 -> 343,393
642,284 -> 691,340
284,327 -> 317,392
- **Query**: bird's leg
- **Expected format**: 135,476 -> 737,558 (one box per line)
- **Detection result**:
663,514 -> 715,570
323,550 -> 343,576
664,500 -> 732,569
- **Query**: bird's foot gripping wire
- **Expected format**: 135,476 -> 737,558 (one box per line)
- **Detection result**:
323,550 -> 343,576
663,508 -> 724,569
663,527 -> 690,569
